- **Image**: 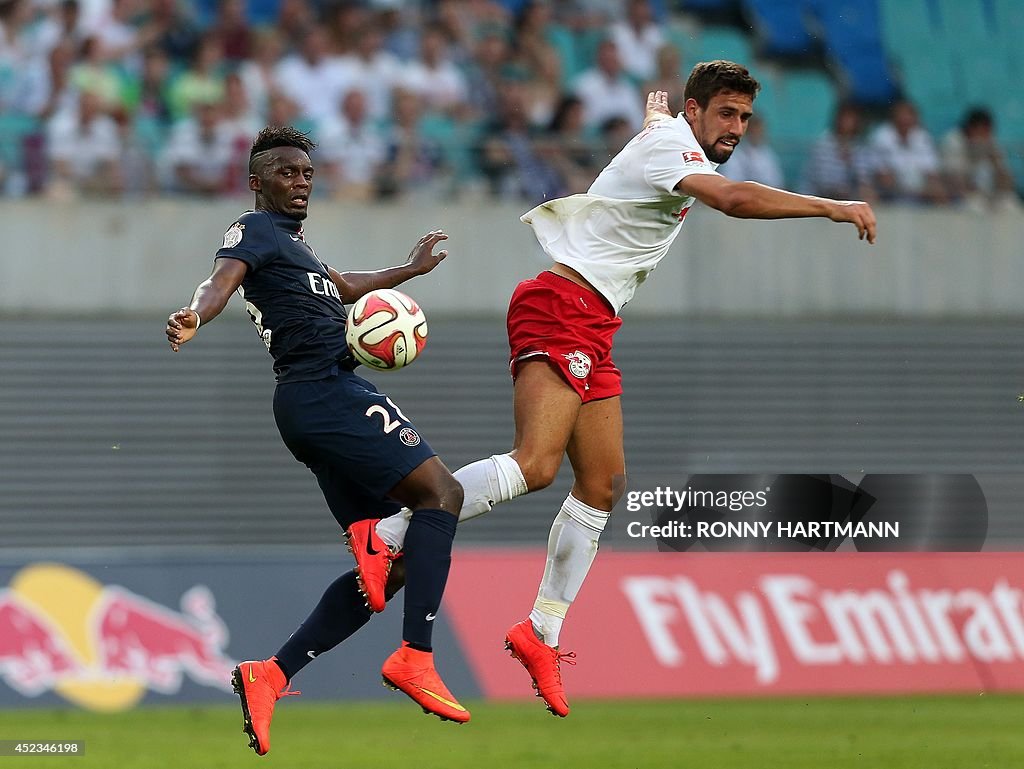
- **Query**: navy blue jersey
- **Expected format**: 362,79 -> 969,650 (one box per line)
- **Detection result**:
216,210 -> 354,382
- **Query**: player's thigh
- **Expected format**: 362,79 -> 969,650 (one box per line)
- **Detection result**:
273,375 -> 436,528
510,359 -> 583,490
565,395 -> 625,512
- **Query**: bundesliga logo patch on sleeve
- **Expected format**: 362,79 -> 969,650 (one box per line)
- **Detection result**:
681,151 -> 706,165
222,222 -> 245,249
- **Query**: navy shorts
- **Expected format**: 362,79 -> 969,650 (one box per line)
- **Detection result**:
273,371 -> 436,530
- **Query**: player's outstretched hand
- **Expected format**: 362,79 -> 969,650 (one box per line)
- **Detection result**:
406,229 -> 449,276
828,200 -> 877,244
643,90 -> 672,127
166,307 -> 199,352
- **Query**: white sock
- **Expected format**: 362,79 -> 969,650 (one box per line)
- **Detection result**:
374,453 -> 528,550
529,494 -> 609,647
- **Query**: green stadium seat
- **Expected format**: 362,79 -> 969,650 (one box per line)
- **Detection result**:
878,0 -> 938,67
934,0 -> 994,53
774,69 -> 835,141
698,26 -> 753,63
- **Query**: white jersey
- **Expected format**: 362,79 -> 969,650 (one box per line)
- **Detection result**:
521,114 -> 719,314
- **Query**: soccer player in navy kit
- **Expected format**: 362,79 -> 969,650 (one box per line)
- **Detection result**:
165,126 -> 468,755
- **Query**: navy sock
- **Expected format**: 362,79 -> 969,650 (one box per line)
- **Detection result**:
402,507 -> 458,651
274,570 -> 372,679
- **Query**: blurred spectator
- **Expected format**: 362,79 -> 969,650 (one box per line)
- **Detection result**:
542,94 -> 600,193
168,32 -> 225,120
87,0 -> 158,67
404,23 -> 469,114
572,38 -> 643,130
13,35 -> 77,119
464,27 -> 510,119
720,115 -> 784,187
273,26 -> 346,122
126,45 -> 174,125
46,88 -> 123,197
237,27 -> 284,118
70,36 -> 130,114
435,0 -> 505,66
376,3 -> 419,62
870,99 -> 948,204
512,2 -> 563,126
337,20 -> 402,123
642,43 -> 685,112
551,0 -> 617,30
323,0 -> 368,56
266,90 -> 310,133
158,100 -> 241,195
942,107 -> 1020,213
521,44 -> 562,127
478,80 -> 562,201
317,88 -> 386,200
221,70 -> 261,138
210,0 -> 252,62
608,0 -> 663,81
275,0 -> 315,50
149,0 -> 202,62
32,0 -> 85,59
598,113 -> 633,160
802,101 -> 877,201
377,86 -> 445,199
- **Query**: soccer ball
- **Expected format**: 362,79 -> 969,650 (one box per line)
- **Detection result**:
345,288 -> 428,371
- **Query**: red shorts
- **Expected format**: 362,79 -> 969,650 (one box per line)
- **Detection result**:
506,271 -> 623,402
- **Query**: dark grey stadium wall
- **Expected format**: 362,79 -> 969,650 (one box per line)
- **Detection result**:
1,316 -> 1024,548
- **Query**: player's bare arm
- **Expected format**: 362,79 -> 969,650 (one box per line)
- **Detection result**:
165,257 -> 248,352
328,229 -> 449,303
643,90 -> 672,128
678,173 -> 877,244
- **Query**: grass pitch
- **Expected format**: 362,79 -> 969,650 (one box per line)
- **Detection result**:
3,694 -> 1021,768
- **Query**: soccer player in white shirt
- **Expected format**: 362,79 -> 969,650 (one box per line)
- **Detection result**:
365,60 -> 876,717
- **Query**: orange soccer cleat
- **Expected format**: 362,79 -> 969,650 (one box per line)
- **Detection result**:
231,657 -> 300,756
381,643 -> 470,723
346,519 -> 396,613
504,619 -> 576,717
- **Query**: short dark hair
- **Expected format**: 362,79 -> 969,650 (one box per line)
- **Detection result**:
249,126 -> 316,174
962,107 -> 993,131
683,60 -> 760,108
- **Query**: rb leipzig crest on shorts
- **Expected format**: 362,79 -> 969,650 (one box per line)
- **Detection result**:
563,350 -> 592,379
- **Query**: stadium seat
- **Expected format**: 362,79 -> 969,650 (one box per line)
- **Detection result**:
877,0 -> 938,67
933,0 -> 995,54
697,26 -> 753,64
775,69 -> 835,141
902,55 -> 961,136
680,0 -> 737,10
742,0 -> 817,58
811,0 -> 899,104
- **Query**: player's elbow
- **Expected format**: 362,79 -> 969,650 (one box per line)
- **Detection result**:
712,182 -> 757,218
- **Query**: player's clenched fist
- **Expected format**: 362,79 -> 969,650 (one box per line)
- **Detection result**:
166,307 -> 199,352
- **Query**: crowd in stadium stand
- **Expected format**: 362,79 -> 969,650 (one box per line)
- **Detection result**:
0,0 -> 1018,207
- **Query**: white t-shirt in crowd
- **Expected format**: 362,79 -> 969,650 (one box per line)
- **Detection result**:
521,114 -> 718,314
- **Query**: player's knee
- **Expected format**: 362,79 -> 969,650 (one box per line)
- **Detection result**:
427,474 -> 463,515
516,454 -> 562,492
573,471 -> 626,512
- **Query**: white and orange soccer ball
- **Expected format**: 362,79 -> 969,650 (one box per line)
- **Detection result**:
345,288 -> 428,371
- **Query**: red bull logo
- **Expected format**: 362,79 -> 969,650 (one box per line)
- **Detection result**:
0,563 -> 236,710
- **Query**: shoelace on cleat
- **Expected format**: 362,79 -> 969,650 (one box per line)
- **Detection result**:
551,651 -> 576,685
